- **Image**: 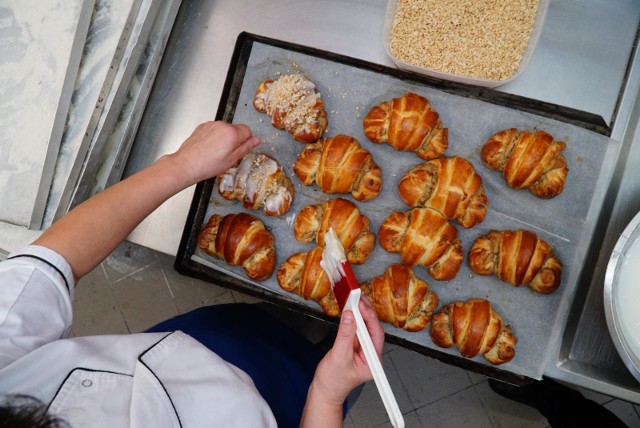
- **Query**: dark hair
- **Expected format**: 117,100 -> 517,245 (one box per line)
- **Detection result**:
0,395 -> 68,428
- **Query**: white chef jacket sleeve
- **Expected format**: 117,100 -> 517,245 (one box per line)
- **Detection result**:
0,245 -> 75,370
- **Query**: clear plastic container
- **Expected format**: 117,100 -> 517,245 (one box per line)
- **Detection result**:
383,0 -> 550,88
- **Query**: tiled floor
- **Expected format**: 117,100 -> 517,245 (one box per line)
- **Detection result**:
71,241 -> 640,427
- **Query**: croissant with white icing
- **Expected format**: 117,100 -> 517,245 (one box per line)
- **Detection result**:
218,152 -> 294,216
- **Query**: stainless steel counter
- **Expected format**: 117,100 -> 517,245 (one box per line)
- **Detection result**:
124,0 -> 640,402
544,41 -> 640,403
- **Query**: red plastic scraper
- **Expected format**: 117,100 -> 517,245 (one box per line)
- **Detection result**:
321,228 -> 404,428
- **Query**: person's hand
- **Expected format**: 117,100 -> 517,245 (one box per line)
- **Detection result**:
33,121 -> 260,280
311,295 -> 385,408
167,121 -> 261,186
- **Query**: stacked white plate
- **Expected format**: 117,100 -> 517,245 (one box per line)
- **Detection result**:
605,210 -> 640,382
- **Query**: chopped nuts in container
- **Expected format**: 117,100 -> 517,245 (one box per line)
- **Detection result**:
383,0 -> 549,87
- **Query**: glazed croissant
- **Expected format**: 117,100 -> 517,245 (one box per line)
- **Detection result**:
468,229 -> 562,294
361,264 -> 439,332
378,208 -> 463,280
363,92 -> 448,160
218,152 -> 295,216
277,246 -> 340,317
398,156 -> 487,228
430,298 -> 518,365
197,213 -> 276,281
253,74 -> 328,143
294,197 -> 375,264
294,134 -> 382,201
481,128 -> 568,198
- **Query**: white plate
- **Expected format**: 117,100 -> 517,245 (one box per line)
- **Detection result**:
605,210 -> 640,382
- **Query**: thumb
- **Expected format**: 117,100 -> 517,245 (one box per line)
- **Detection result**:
332,310 -> 357,357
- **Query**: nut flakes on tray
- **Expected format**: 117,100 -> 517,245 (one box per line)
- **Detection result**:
188,40 -> 616,379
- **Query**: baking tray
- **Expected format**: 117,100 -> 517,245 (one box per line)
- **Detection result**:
175,32 -> 619,385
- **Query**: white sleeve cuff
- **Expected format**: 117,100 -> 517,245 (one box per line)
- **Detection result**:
7,245 -> 76,300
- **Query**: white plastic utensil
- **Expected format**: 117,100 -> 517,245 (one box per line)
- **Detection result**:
321,228 -> 405,428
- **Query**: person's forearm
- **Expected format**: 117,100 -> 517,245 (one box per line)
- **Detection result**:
34,154 -> 191,280
300,381 -> 344,428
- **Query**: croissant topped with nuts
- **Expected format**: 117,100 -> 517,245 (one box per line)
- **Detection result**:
253,74 -> 328,143
361,264 -> 439,332
430,298 -> 518,365
294,134 -> 383,201
197,213 -> 276,281
276,246 -> 340,317
378,208 -> 463,280
398,156 -> 487,228
218,152 -> 294,216
481,128 -> 568,198
468,229 -> 562,294
294,197 -> 375,264
363,92 -> 448,160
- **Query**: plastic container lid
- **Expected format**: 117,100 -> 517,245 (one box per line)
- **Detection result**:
383,0 -> 550,88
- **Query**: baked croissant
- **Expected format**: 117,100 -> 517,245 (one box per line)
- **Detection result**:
197,213 -> 276,281
294,134 -> 382,201
430,298 -> 518,365
468,229 -> 562,294
253,74 -> 328,143
294,197 -> 375,264
481,128 -> 568,198
277,246 -> 340,317
363,92 -> 448,160
218,152 -> 295,216
378,208 -> 463,280
398,156 -> 487,228
361,264 -> 439,332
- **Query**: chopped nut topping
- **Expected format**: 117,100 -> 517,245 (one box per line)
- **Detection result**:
390,0 -> 539,81
262,74 -> 321,134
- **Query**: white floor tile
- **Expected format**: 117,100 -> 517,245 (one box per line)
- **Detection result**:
346,382 -> 389,427
388,348 -> 472,409
473,380 -> 548,428
72,265 -> 129,336
347,352 -> 414,426
102,242 -> 157,282
415,386 -> 493,428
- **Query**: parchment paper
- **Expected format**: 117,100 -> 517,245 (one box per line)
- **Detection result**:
190,41 -> 619,380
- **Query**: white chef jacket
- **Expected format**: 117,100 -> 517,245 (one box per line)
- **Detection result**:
0,245 -> 277,427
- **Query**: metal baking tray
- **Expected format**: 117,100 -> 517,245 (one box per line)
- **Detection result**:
175,32 -> 618,385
